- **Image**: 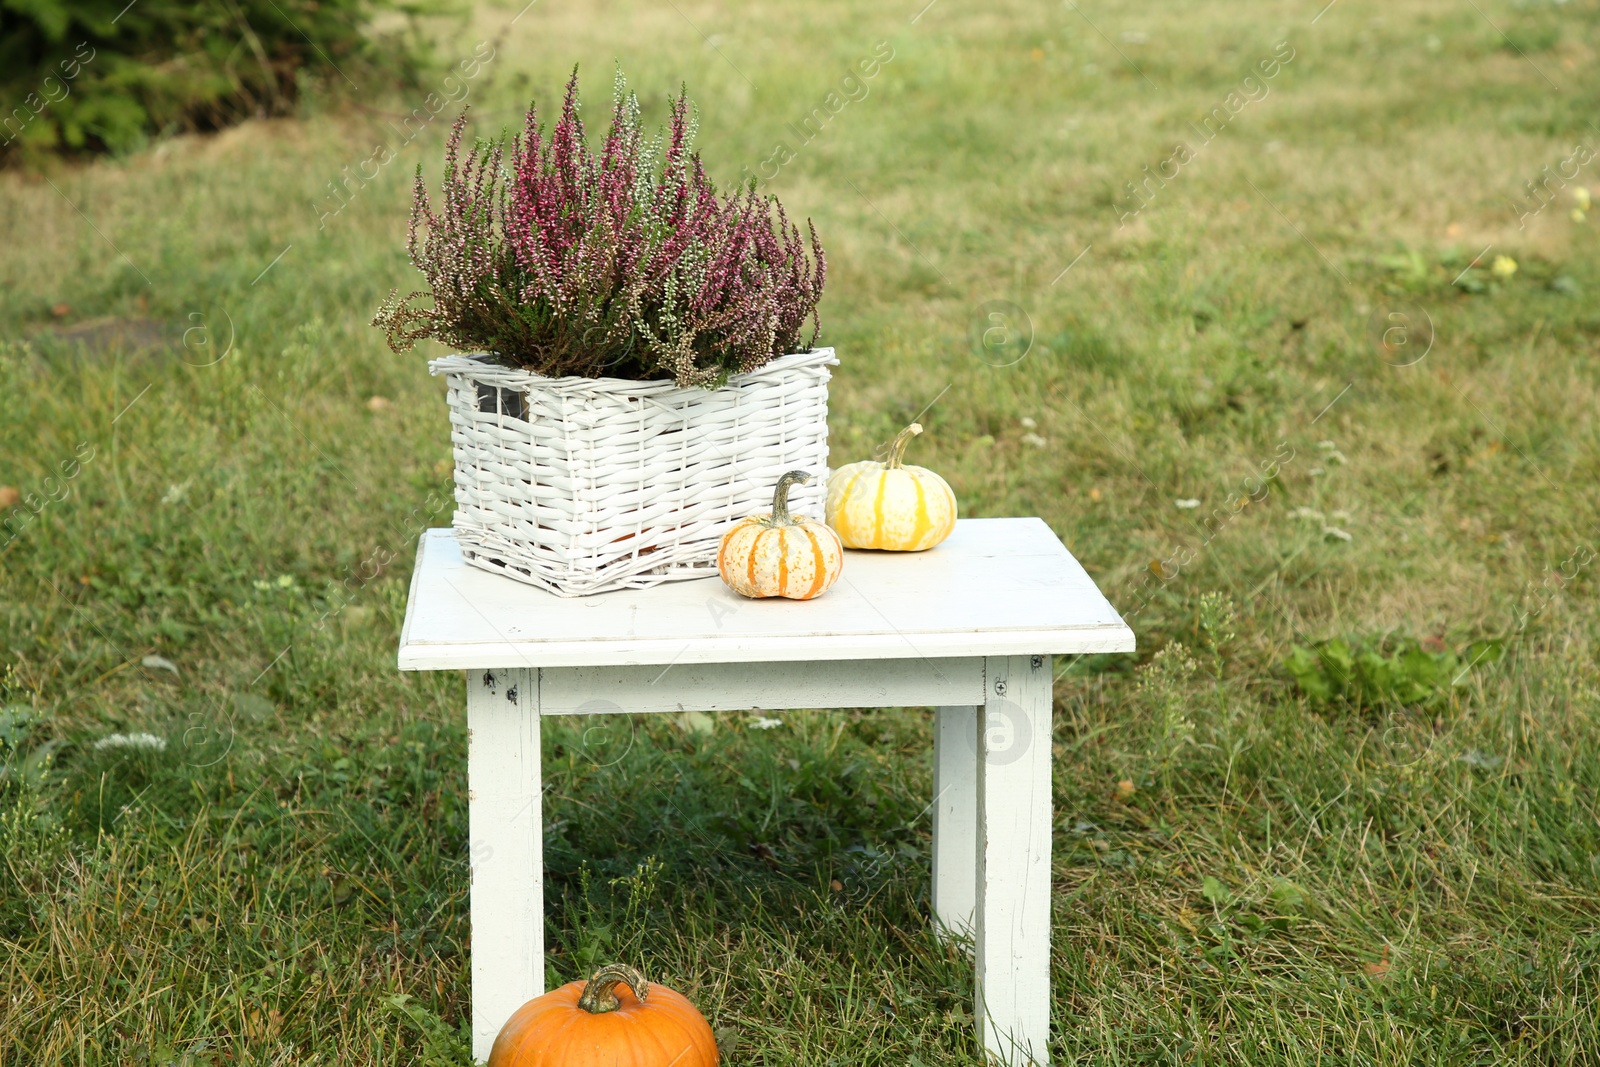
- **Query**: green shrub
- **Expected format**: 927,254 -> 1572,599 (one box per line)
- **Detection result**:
1282,634 -> 1504,710
0,0 -> 429,159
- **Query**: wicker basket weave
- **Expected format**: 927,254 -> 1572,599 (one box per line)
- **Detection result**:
428,347 -> 837,596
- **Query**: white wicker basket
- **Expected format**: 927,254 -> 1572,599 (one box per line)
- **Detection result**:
428,347 -> 837,596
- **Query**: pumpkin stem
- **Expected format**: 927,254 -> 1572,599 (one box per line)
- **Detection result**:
885,423 -> 923,470
768,470 -> 812,527
577,963 -> 650,1014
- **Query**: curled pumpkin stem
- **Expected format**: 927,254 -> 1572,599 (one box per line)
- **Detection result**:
767,470 -> 812,527
885,423 -> 923,470
577,964 -> 650,1014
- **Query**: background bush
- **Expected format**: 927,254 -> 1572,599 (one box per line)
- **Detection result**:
0,0 -> 430,160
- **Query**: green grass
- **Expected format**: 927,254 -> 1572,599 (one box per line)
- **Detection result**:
3,0 -> 1600,1063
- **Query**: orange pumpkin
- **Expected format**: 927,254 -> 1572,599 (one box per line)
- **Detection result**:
717,470 -> 843,600
487,963 -> 719,1067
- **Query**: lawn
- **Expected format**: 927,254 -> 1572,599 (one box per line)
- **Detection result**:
2,0 -> 1599,1063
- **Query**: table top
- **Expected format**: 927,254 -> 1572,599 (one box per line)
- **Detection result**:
397,518 -> 1135,670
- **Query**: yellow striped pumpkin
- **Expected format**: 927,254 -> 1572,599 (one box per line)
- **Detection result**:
825,422 -> 957,551
718,470 -> 843,600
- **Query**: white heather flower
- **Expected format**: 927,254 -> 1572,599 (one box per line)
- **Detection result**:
1022,432 -> 1049,448
94,732 -> 167,752
1322,526 -> 1353,542
1174,498 -> 1201,509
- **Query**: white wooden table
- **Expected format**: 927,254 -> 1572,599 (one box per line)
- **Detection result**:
397,517 -> 1133,1065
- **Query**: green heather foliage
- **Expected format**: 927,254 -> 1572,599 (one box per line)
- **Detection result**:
0,0 -> 426,158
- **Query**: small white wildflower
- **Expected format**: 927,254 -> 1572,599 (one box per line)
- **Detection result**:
1021,432 -> 1049,448
94,732 -> 167,752
1290,507 -> 1325,521
1020,416 -> 1038,429
1322,526 -> 1353,542
1310,467 -> 1326,476
161,481 -> 191,506
749,716 -> 784,730
1174,498 -> 1201,509
1317,440 -> 1337,450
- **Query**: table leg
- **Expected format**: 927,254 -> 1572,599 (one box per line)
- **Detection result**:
975,654 -> 1053,1065
932,705 -> 978,939
466,667 -> 543,1064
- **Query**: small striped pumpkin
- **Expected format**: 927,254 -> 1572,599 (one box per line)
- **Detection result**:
826,422 -> 957,551
717,470 -> 843,600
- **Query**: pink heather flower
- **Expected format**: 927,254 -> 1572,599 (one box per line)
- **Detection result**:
373,67 -> 826,388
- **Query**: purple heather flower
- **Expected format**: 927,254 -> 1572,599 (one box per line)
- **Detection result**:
374,68 -> 824,388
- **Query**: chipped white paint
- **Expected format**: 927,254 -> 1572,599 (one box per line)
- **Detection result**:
538,658 -> 985,716
932,703 -> 979,940
466,667 -> 542,1061
976,655 -> 1055,1064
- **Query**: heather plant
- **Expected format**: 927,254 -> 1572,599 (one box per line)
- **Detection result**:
374,70 -> 826,387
